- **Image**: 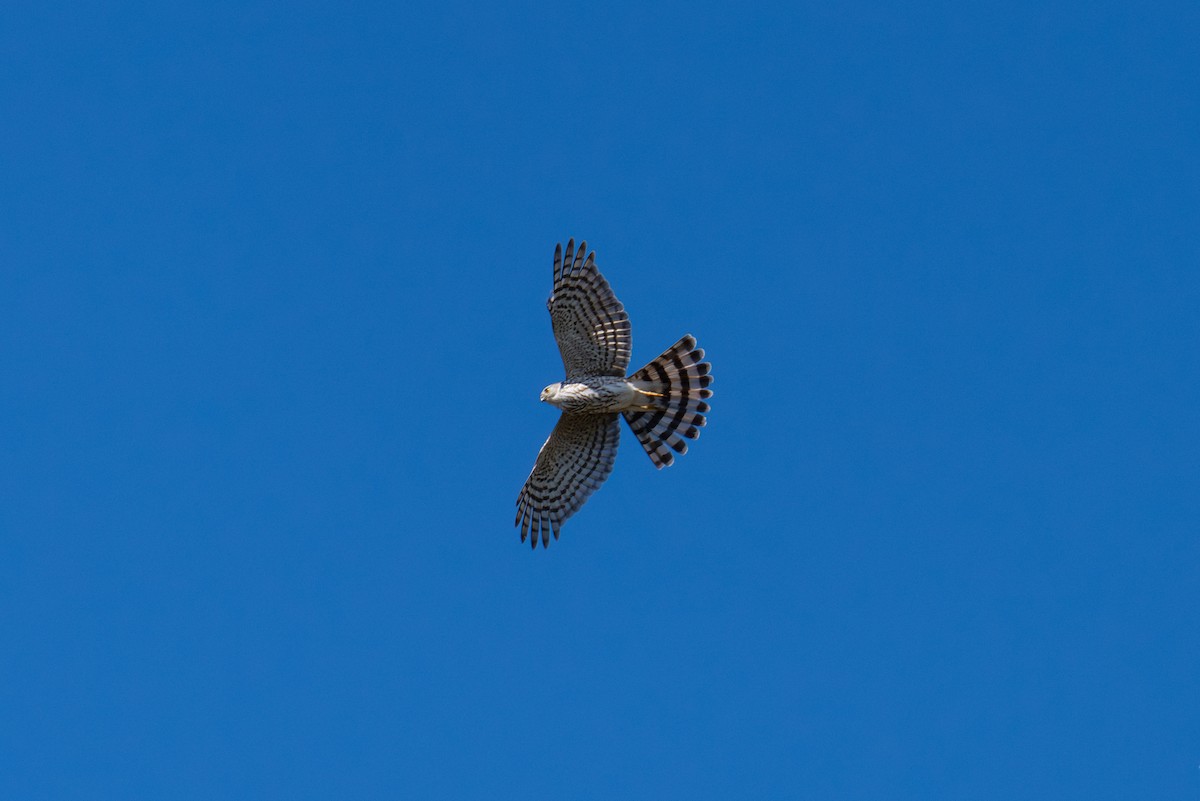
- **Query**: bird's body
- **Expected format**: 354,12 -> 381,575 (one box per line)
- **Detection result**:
541,376 -> 661,414
515,239 -> 713,548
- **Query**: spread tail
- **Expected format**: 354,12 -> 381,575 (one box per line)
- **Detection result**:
622,335 -> 712,468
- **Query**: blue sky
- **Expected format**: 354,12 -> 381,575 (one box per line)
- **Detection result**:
2,1 -> 1198,798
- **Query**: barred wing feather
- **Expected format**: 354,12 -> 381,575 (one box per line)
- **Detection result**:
515,412 -> 620,548
548,239 -> 632,380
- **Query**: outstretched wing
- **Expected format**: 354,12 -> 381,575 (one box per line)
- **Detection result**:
515,412 -> 620,548
548,239 -> 632,380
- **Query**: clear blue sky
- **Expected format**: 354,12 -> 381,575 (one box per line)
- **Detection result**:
2,2 -> 1197,799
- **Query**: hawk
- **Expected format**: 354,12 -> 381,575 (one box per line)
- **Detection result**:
515,239 -> 713,548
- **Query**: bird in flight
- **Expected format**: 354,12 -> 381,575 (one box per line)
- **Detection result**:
515,239 -> 713,548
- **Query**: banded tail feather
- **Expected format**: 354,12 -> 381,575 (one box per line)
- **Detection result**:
623,334 -> 713,469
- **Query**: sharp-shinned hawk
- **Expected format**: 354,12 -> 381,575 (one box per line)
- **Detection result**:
515,239 -> 713,548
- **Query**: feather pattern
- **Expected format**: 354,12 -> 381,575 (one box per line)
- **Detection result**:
515,413 -> 620,548
623,335 -> 713,469
548,239 -> 632,380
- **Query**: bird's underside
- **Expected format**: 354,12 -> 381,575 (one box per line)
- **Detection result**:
515,239 -> 713,549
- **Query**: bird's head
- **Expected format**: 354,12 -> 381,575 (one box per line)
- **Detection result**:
540,383 -> 561,403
